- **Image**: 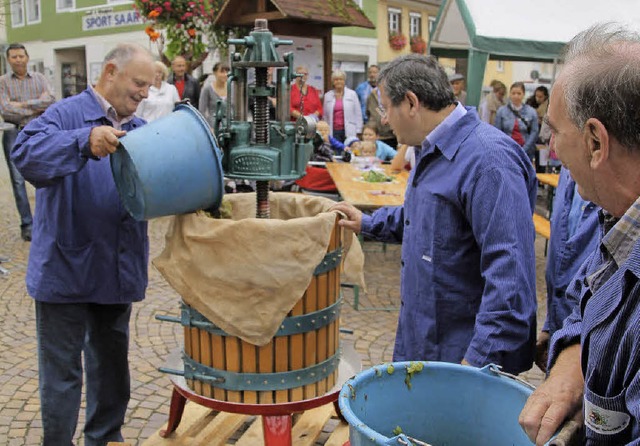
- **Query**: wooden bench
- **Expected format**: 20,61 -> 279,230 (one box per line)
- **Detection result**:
138,401 -> 349,446
533,213 -> 551,240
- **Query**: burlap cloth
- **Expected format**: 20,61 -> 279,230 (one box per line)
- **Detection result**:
549,421 -> 583,446
153,192 -> 365,346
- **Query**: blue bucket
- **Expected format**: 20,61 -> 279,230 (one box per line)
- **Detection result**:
111,103 -> 224,221
339,362 -> 551,446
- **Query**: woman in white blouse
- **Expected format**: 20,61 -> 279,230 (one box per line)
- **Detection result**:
136,61 -> 180,122
322,69 -> 363,142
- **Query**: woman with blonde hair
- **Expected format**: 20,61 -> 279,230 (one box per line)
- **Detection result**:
136,61 -> 180,122
322,69 -> 362,142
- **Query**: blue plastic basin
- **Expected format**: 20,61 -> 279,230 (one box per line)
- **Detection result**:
339,361 -> 545,445
111,103 -> 224,220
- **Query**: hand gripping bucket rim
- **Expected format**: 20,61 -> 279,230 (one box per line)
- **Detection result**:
110,102 -> 224,220
338,361 -> 556,446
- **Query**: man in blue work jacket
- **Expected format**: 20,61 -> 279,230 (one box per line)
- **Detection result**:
535,167 -> 600,372
355,64 -> 378,123
520,23 -> 640,445
332,54 -> 538,375
11,43 -> 155,445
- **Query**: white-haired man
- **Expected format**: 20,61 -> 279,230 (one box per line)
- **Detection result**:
11,43 -> 155,445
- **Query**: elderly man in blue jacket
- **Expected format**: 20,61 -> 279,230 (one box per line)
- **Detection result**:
11,43 -> 155,446
535,167 -> 600,372
520,23 -> 640,445
332,54 -> 538,375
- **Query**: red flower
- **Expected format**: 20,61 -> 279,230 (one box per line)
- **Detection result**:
388,33 -> 407,51
410,36 -> 427,54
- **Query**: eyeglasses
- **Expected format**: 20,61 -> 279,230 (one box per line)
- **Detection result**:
376,105 -> 387,120
297,72 -> 309,76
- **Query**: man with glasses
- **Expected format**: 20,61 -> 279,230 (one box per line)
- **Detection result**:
366,84 -> 398,148
333,54 -> 538,375
0,43 -> 55,241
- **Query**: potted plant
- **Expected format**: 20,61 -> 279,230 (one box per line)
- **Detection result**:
410,36 -> 427,54
388,32 -> 407,51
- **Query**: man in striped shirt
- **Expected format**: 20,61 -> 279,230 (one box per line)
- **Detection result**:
520,23 -> 640,445
0,43 -> 55,241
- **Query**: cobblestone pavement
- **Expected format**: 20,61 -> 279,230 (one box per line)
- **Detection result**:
0,159 -> 547,445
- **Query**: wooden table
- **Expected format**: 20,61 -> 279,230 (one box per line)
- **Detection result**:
535,173 -> 560,251
325,162 -> 409,210
536,173 -> 559,188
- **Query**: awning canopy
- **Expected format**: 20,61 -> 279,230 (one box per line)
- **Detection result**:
429,0 -> 640,105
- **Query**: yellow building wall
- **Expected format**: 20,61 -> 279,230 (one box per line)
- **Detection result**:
438,57 -> 457,75
377,1 -> 438,63
482,60 -> 514,89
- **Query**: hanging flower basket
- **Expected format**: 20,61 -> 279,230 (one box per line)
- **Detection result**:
410,36 -> 427,54
134,0 -> 216,64
388,33 -> 407,51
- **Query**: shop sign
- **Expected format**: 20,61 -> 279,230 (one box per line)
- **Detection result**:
83,10 -> 143,31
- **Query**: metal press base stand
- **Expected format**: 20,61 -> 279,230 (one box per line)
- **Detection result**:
160,342 -> 361,445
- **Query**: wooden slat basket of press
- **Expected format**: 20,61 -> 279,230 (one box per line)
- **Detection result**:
159,217 -> 343,404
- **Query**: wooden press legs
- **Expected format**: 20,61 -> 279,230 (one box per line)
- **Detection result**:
160,386 -> 295,446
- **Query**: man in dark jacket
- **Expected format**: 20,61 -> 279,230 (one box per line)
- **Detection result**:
167,55 -> 200,106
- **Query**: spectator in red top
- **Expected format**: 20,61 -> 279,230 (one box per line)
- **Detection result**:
290,65 -> 322,122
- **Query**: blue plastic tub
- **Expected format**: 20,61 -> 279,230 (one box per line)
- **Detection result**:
111,103 -> 224,220
339,361 -> 547,446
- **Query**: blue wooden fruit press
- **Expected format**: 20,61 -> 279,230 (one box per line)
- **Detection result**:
156,19 -> 360,446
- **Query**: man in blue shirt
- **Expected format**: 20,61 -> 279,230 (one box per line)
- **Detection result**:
534,167 -> 600,372
332,54 -> 538,374
519,24 -> 640,445
355,65 -> 378,124
11,43 -> 155,446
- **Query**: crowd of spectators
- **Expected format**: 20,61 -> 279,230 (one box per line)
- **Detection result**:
130,56 -> 564,195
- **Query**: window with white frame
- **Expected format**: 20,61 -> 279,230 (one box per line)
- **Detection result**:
410,12 -> 422,37
497,60 -> 505,72
388,8 -> 401,34
10,0 -> 25,27
25,0 -> 41,24
57,0 -> 74,11
428,16 -> 436,35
